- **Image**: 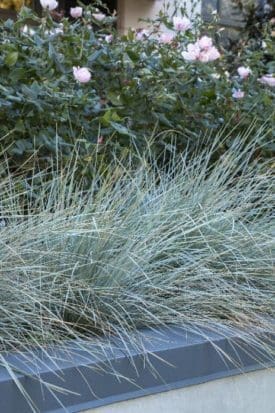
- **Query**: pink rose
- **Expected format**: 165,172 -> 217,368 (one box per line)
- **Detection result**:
92,13 -> 106,22
182,42 -> 201,61
182,37 -> 220,63
159,32 -> 175,44
173,16 -> 192,32
202,46 -> 221,62
105,34 -> 113,43
135,29 -> 149,41
237,66 -> 251,79
73,67 -> 91,83
40,0 -> 58,11
197,36 -> 213,50
232,89 -> 245,99
198,51 -> 210,63
70,7 -> 83,18
258,74 -> 275,87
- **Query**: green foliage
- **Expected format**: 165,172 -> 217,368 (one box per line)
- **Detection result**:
0,4 -> 274,174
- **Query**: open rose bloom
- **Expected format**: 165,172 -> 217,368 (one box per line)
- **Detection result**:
182,36 -> 220,63
258,74 -> 275,87
199,46 -> 220,62
173,16 -> 192,32
135,29 -> 149,41
40,0 -> 58,11
92,13 -> 106,22
73,67 -> 91,83
70,7 -> 83,18
197,36 -> 213,50
105,34 -> 113,43
232,89 -> 245,99
182,43 -> 201,61
159,32 -> 175,44
237,66 -> 251,79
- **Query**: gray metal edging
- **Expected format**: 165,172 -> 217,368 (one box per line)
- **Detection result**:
0,325 -> 274,413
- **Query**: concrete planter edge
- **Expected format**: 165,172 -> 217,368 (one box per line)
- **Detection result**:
0,324 -> 274,413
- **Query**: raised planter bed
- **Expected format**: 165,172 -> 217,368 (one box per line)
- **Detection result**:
0,325 -> 274,413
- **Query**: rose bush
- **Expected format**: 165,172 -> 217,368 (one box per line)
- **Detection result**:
0,3 -> 274,176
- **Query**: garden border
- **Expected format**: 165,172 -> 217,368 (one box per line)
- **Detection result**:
0,325 -> 274,413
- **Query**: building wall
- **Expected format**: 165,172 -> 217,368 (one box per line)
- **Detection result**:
117,0 -> 201,32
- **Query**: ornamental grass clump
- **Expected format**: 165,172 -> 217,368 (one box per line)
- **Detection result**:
0,132 -> 274,410
0,131 -> 274,359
